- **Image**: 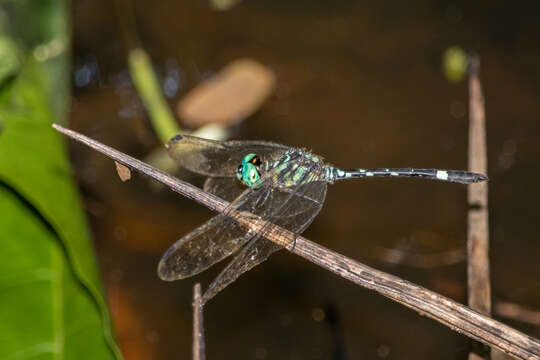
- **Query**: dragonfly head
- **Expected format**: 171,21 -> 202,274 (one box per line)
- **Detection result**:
236,153 -> 262,188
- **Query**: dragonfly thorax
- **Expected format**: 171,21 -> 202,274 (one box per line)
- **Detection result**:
236,153 -> 263,188
264,148 -> 332,187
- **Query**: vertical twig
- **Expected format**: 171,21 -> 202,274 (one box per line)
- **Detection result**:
192,283 -> 206,360
467,55 -> 492,360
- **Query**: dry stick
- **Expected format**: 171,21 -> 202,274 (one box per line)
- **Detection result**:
192,283 -> 206,360
467,56 -> 492,360
52,124 -> 540,360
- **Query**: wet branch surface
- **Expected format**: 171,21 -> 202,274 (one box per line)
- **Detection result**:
53,124 -> 540,360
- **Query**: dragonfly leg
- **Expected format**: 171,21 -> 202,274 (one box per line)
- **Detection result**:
289,235 -> 298,252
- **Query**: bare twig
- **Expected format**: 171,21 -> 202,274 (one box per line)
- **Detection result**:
52,124 -> 540,360
192,283 -> 205,360
467,55 -> 492,360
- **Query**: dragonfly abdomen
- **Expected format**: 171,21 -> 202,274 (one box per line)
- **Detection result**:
331,167 -> 487,184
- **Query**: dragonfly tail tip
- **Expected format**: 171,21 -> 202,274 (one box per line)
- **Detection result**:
472,173 -> 489,183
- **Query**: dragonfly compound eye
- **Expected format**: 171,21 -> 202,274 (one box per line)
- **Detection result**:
250,155 -> 262,166
236,161 -> 261,188
243,165 -> 261,188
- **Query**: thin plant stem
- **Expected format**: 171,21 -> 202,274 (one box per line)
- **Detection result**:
128,48 -> 181,144
192,283 -> 205,360
467,55 -> 492,360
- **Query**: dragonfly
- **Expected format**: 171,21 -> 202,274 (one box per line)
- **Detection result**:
158,134 -> 487,303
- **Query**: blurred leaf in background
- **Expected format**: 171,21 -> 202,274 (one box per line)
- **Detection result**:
209,0 -> 244,11
0,1 -> 121,359
0,35 -> 22,86
443,46 -> 468,83
177,58 -> 276,128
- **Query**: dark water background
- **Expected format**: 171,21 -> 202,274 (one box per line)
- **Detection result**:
69,1 -> 540,359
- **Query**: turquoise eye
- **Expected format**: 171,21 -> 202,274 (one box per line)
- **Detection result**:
237,153 -> 262,188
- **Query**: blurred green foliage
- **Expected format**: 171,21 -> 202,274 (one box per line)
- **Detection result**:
443,46 -> 468,83
0,1 -> 121,359
0,35 -> 21,85
128,48 -> 181,144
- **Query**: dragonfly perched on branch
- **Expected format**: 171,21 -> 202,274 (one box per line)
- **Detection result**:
158,134 -> 487,303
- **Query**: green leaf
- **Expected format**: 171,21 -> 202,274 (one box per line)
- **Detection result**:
0,58 -> 121,360
0,2 -> 122,358
0,186 -> 113,360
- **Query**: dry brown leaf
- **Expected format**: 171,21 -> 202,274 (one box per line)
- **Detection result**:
177,58 -> 276,127
115,161 -> 131,182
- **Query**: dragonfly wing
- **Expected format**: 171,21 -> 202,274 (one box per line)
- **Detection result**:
167,134 -> 288,177
202,180 -> 328,303
202,235 -> 280,303
158,214 -> 250,280
159,176 -> 276,281
203,176 -> 245,202
266,181 -> 327,229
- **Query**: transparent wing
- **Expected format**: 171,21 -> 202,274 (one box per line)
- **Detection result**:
166,134 -> 288,177
202,179 -> 328,303
158,167 -> 284,280
158,213 -> 249,280
203,176 -> 245,202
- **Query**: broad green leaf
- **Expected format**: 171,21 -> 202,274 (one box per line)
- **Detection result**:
0,186 -> 113,360
0,59 -> 121,360
0,1 -> 121,359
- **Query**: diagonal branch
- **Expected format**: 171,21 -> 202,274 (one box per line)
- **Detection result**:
52,124 -> 540,360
